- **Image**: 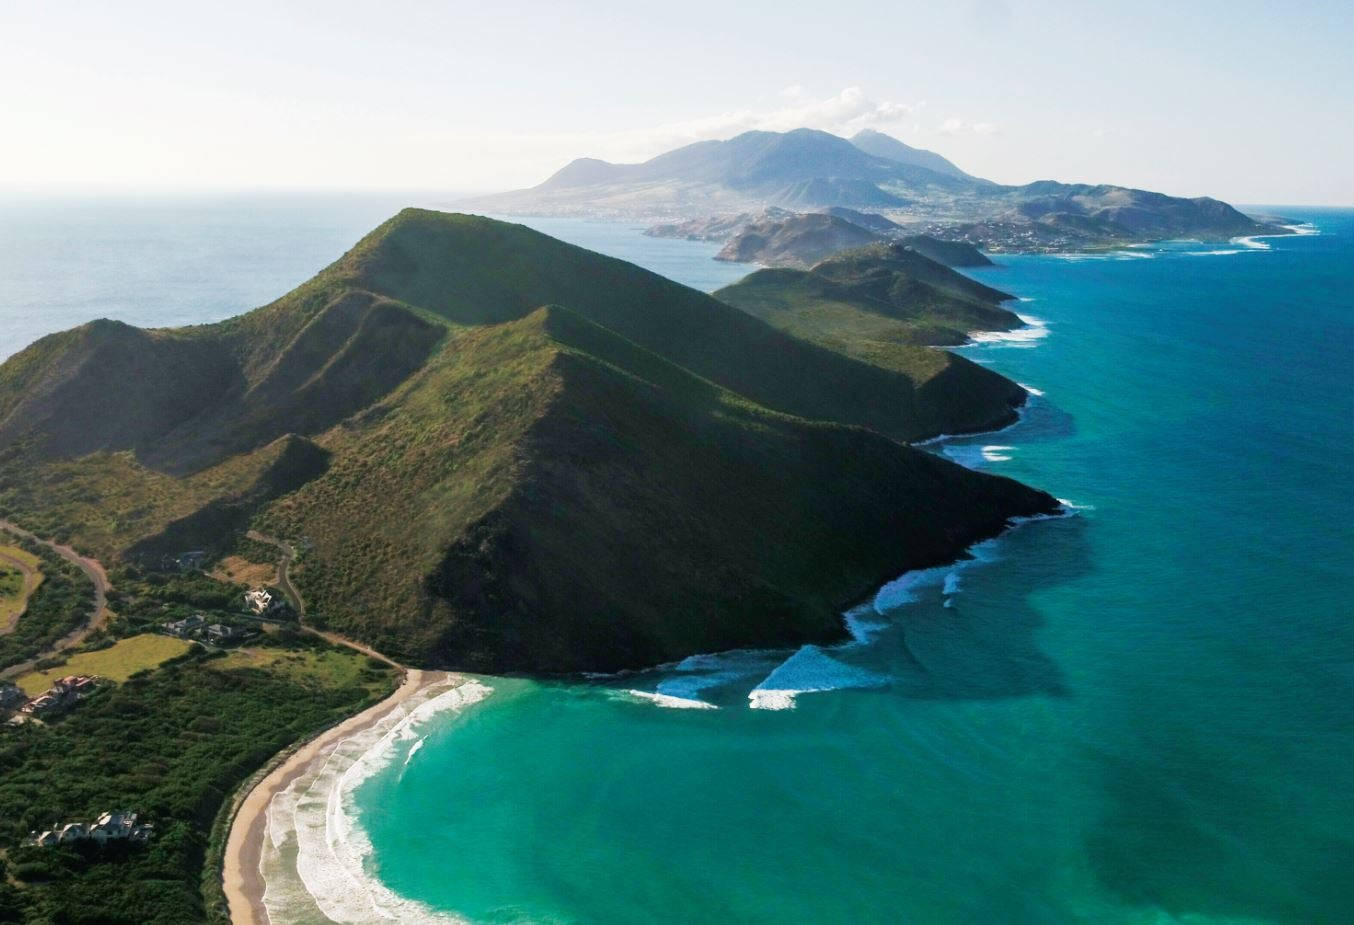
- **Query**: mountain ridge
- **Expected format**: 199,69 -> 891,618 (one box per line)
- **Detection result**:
0,209 -> 1057,673
458,127 -> 1286,250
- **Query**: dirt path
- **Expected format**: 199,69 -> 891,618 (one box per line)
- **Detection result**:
243,530 -> 401,669
244,530 -> 304,615
0,547 -> 41,636
223,530 -> 415,922
0,519 -> 111,681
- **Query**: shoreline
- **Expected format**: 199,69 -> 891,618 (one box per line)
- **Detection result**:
222,666 -> 451,925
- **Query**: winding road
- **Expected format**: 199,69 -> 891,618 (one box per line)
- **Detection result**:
244,529 -> 401,669
0,546 -> 41,636
0,519 -> 111,681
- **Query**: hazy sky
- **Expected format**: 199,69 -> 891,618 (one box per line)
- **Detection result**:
4,1 -> 1351,204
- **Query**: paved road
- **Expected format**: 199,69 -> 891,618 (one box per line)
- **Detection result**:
0,519 -> 111,681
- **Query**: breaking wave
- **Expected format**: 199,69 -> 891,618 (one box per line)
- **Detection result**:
966,314 -> 1049,348
260,679 -> 493,924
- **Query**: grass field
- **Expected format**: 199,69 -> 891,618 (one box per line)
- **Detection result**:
211,645 -> 387,695
0,545 -> 43,630
16,633 -> 192,695
207,554 -> 276,588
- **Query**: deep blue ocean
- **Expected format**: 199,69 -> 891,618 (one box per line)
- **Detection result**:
2,197 -> 1350,924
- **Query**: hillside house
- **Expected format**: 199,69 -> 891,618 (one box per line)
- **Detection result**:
0,682 -> 25,712
26,811 -> 153,848
205,623 -> 239,644
20,675 -> 97,717
244,588 -> 281,615
164,613 -> 206,638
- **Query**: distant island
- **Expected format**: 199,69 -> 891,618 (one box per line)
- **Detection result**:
0,210 -> 1057,676
459,127 -> 1291,253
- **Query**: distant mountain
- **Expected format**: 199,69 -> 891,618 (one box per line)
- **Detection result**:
459,127 -> 1286,251
849,129 -> 976,181
0,209 -> 1055,673
711,212 -> 993,269
716,213 -> 882,268
643,207 -> 795,242
892,234 -> 992,267
821,206 -> 904,235
462,128 -> 971,216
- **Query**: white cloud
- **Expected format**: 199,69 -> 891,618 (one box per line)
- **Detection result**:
938,117 -> 1001,136
627,87 -> 921,156
439,89 -> 940,188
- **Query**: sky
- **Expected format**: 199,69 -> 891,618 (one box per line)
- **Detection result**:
2,0 -> 1351,205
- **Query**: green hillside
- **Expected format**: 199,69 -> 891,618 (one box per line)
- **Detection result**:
0,210 -> 1056,672
715,242 -> 1029,436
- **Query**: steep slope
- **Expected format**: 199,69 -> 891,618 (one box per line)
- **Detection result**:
849,128 -> 976,181
895,234 -> 993,267
716,213 -> 884,268
264,307 -> 1056,672
461,128 -> 971,215
715,243 -> 1027,435
0,294 -> 444,474
309,209 -> 1016,443
0,211 -> 1059,672
714,212 -> 997,270
643,207 -> 794,241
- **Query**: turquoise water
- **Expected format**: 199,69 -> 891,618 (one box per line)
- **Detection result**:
3,197 -> 1351,923
349,212 -> 1354,924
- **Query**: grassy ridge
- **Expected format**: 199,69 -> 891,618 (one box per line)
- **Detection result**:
262,306 -> 1055,672
0,210 -> 1057,674
715,243 -> 1030,437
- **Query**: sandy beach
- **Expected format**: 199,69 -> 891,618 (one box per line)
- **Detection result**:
222,666 -> 452,925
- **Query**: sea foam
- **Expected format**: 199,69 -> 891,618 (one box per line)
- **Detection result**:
261,679 -> 493,925
965,314 -> 1049,348
748,645 -> 890,711
624,689 -> 718,710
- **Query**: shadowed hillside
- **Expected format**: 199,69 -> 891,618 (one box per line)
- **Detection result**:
0,210 -> 1057,672
716,242 -> 1028,435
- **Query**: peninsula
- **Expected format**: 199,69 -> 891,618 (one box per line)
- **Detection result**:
0,209 -> 1057,675
460,127 -> 1289,252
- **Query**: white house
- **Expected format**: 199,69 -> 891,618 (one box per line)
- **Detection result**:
244,588 -> 278,615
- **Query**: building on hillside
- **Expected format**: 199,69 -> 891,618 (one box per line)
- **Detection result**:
20,675 -> 98,717
205,623 -> 239,644
57,822 -> 87,843
0,682 -> 26,712
26,811 -> 153,847
244,588 -> 282,615
164,613 -> 206,638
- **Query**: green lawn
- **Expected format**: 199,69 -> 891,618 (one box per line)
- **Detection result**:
15,634 -> 193,696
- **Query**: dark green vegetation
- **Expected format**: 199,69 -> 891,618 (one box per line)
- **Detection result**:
0,636 -> 397,924
103,564 -> 277,640
463,127 -> 1287,250
0,210 -> 1057,674
715,212 -> 881,268
0,564 -> 21,597
0,539 -> 93,671
715,242 -> 1028,437
712,210 -> 994,269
